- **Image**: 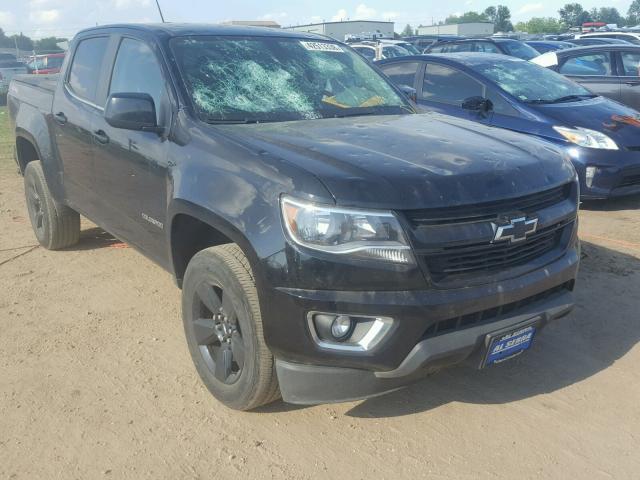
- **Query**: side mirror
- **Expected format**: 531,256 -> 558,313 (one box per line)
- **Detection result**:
104,92 -> 163,134
398,84 -> 417,102
462,96 -> 493,115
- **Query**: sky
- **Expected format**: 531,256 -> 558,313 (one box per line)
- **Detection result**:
0,0 -> 636,39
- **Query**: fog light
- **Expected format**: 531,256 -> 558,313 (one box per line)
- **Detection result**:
585,166 -> 597,188
331,315 -> 353,341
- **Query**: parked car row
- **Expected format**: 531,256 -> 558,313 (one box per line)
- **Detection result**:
379,51 -> 640,199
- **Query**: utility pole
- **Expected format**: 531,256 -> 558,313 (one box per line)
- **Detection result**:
155,0 -> 166,22
14,36 -> 19,59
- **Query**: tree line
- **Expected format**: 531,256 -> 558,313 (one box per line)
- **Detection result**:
400,0 -> 640,35
0,28 -> 66,53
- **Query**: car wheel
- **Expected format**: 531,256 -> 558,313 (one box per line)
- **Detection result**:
24,161 -> 80,250
181,244 -> 280,410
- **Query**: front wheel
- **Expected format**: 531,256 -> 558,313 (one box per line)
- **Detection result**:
181,244 -> 280,410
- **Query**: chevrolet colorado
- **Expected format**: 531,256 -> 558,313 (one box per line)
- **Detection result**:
8,24 -> 580,410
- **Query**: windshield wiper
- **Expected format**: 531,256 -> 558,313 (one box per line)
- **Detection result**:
526,94 -> 597,105
204,118 -> 260,124
331,110 -> 380,119
549,94 -> 598,103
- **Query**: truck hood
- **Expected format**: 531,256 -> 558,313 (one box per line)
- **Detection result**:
529,96 -> 640,148
218,113 -> 575,209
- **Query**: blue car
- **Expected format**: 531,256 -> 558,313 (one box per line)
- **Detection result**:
379,53 -> 640,199
526,40 -> 577,54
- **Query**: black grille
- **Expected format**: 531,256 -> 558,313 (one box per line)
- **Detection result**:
404,183 -> 571,227
422,281 -> 574,339
618,174 -> 640,188
422,220 -> 570,280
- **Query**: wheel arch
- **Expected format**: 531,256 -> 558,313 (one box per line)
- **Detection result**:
168,199 -> 264,289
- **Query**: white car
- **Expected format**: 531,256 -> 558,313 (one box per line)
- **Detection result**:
575,32 -> 640,45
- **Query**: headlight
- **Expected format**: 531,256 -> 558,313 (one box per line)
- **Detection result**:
553,126 -> 618,150
281,196 -> 413,264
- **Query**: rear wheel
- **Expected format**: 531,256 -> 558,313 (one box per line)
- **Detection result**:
24,161 -> 80,250
181,244 -> 280,410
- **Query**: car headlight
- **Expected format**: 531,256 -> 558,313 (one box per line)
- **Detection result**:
281,196 -> 414,264
553,126 -> 618,150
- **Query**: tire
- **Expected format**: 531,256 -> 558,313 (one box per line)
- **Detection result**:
181,244 -> 280,410
24,161 -> 80,250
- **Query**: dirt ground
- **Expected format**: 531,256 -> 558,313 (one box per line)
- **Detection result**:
1,106 -> 640,479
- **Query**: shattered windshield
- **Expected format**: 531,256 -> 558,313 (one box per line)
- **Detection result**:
171,36 -> 411,123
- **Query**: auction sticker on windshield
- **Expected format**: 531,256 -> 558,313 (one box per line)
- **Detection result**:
300,41 -> 344,52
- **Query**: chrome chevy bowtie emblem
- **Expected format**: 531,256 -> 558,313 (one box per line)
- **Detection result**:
492,216 -> 538,243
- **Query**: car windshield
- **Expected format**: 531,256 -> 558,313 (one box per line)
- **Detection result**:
497,40 -> 540,60
397,42 -> 420,54
383,45 -> 411,58
171,36 -> 411,123
474,60 -> 595,103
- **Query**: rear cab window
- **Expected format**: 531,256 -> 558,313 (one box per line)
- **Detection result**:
67,37 -> 110,103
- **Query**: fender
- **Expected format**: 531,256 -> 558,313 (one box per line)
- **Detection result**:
15,108 -> 66,203
167,198 -> 267,286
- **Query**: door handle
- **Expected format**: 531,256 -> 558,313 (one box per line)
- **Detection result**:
53,112 -> 67,125
624,81 -> 640,86
92,129 -> 109,145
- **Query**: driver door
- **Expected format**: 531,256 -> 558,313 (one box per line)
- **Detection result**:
417,62 -> 492,125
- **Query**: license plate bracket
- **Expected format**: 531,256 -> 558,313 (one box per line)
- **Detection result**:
480,318 -> 539,368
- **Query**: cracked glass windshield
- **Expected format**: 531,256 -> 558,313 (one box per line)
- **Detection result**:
171,36 -> 411,123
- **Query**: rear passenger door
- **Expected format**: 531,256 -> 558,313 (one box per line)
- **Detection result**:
558,51 -> 621,102
418,62 -> 491,124
51,36 -> 110,211
616,50 -> 640,110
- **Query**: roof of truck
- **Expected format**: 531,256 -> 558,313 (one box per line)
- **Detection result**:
76,23 -> 328,40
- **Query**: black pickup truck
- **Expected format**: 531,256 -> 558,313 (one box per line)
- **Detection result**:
8,24 -> 580,410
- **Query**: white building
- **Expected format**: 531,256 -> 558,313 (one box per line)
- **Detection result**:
417,23 -> 494,37
286,20 -> 394,41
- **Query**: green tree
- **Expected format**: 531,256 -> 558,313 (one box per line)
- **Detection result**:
33,37 -> 66,52
592,7 -> 624,25
559,3 -> 591,27
484,5 -> 513,31
445,11 -> 489,24
9,33 -> 33,51
401,24 -> 415,36
516,17 -> 565,33
628,0 -> 640,26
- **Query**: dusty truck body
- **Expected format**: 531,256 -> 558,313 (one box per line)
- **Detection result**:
8,24 -> 579,410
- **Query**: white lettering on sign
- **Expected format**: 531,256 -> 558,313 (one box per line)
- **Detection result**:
300,41 -> 344,52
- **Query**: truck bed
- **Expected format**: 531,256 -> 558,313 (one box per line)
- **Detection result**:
9,74 -> 58,113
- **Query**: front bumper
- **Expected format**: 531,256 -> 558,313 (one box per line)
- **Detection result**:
570,148 -> 640,199
277,289 -> 573,404
265,240 -> 579,404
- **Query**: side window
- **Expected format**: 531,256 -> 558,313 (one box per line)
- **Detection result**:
621,51 -> 640,76
619,35 -> 640,45
429,44 -> 445,53
354,47 -> 375,61
67,37 -> 110,102
486,90 -> 518,116
422,63 -> 483,105
109,38 -> 167,121
382,62 -> 420,88
451,43 -> 473,53
559,52 -> 612,76
475,42 -> 500,53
